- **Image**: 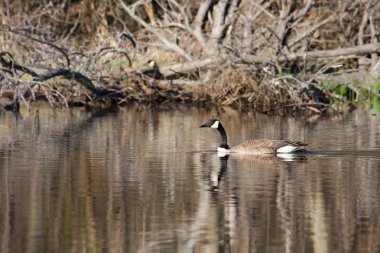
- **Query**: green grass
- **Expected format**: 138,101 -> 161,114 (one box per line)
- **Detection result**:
320,76 -> 380,111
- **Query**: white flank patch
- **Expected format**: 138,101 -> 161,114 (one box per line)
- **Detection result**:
211,121 -> 219,128
277,145 -> 298,153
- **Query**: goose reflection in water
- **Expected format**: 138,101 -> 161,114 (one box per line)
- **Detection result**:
210,155 -> 229,192
209,152 -> 307,192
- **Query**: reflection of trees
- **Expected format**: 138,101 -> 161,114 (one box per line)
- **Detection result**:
0,109 -> 380,252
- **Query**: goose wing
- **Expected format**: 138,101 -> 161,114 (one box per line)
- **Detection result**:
231,139 -> 307,154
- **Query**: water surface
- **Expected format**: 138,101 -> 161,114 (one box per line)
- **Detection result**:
1,106 -> 380,253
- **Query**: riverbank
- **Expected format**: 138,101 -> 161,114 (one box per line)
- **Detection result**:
1,1 -> 380,116
0,47 -> 373,116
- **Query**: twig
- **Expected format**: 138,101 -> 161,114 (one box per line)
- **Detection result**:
118,32 -> 137,49
118,0 -> 193,61
0,51 -> 38,77
2,25 -> 71,67
248,0 -> 274,20
289,16 -> 334,48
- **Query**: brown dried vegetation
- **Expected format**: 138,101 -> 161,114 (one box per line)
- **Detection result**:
1,0 -> 380,115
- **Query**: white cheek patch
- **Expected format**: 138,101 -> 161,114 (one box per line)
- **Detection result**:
210,121 -> 219,128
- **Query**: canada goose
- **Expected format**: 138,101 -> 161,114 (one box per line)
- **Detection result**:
200,119 -> 307,155
141,59 -> 164,80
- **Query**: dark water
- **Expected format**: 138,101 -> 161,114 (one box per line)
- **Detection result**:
1,105 -> 380,253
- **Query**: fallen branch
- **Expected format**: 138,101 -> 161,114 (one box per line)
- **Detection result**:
240,43 -> 380,64
160,57 -> 222,76
33,69 -> 107,95
279,43 -> 380,62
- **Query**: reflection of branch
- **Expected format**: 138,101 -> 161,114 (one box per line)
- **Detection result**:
118,0 -> 193,61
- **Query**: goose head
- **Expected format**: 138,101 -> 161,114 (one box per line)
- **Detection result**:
200,119 -> 230,151
147,59 -> 158,68
200,119 -> 220,129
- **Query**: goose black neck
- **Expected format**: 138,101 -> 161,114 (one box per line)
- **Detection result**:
217,123 -> 229,149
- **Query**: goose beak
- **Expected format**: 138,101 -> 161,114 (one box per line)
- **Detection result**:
200,123 -> 208,128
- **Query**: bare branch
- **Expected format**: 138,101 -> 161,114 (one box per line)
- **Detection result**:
168,0 -> 191,29
118,0 -> 192,61
160,58 -> 222,76
118,32 -> 137,49
2,25 -> 71,67
240,43 -> 380,64
210,0 -> 229,41
278,43 -> 380,62
248,0 -> 274,20
192,0 -> 212,46
358,0 -> 371,45
0,51 -> 38,77
289,16 -> 335,48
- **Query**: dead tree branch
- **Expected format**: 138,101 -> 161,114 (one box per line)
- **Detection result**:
0,51 -> 38,77
33,69 -> 107,95
278,43 -> 380,62
1,25 -> 71,67
118,0 -> 193,61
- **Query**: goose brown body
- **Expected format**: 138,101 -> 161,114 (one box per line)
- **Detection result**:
230,139 -> 307,154
200,119 -> 307,155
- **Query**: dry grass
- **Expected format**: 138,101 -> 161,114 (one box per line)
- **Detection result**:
2,1 -> 378,115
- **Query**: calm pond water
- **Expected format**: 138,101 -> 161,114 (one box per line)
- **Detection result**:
1,105 -> 380,253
